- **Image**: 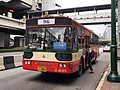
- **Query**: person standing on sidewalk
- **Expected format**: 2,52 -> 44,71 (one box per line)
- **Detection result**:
86,46 -> 94,73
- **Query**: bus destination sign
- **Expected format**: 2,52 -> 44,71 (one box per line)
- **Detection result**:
38,19 -> 55,25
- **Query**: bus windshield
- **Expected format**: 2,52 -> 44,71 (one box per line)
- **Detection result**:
26,27 -> 73,51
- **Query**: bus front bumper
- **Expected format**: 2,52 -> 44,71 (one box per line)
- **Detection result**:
22,60 -> 80,74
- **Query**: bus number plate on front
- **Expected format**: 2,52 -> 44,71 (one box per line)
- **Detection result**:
37,66 -> 47,72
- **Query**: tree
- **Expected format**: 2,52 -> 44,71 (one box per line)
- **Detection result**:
99,41 -> 111,46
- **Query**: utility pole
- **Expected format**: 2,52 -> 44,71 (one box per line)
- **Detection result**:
118,0 -> 120,46
107,0 -> 120,82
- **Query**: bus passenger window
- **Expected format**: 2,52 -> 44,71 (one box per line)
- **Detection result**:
64,27 -> 72,50
90,39 -> 94,44
82,38 -> 84,44
78,36 -> 84,44
72,29 -> 78,50
33,34 -> 37,42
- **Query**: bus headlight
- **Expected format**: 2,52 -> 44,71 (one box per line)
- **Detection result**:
24,61 -> 31,65
58,63 -> 67,68
25,61 -> 28,64
63,64 -> 66,67
27,61 -> 31,65
59,63 -> 63,67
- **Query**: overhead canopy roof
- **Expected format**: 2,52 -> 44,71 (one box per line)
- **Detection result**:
0,0 -> 31,11
28,4 -> 115,17
0,2 -> 118,19
0,0 -> 11,3
0,0 -> 32,19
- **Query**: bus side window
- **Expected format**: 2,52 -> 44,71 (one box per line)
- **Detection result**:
33,34 -> 38,42
72,28 -> 78,50
81,37 -> 84,44
90,38 -> 94,44
64,27 -> 71,40
78,36 -> 84,44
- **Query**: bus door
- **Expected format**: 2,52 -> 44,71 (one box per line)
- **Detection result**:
84,35 -> 90,65
85,35 -> 90,47
78,36 -> 84,48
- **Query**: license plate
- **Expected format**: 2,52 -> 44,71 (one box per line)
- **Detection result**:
37,66 -> 47,72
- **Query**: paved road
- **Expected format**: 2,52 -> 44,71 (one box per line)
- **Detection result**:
0,52 -> 110,90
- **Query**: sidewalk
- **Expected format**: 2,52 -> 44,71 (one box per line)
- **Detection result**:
96,56 -> 120,90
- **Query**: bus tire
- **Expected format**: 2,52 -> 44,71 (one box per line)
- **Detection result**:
74,59 -> 84,77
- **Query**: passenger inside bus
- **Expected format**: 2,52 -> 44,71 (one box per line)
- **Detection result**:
27,27 -> 75,51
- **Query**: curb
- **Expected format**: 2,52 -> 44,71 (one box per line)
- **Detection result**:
96,60 -> 120,90
96,70 -> 108,90
96,63 -> 110,90
0,55 -> 23,71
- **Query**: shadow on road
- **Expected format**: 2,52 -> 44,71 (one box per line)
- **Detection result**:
26,60 -> 101,85
27,72 -> 78,85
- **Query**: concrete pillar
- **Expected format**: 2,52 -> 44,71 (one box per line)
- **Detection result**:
118,0 -> 120,47
0,32 -> 10,48
14,36 -> 25,47
0,32 -> 4,48
20,38 -> 25,47
4,33 -> 10,48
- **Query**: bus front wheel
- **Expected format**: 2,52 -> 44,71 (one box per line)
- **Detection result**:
74,60 -> 84,77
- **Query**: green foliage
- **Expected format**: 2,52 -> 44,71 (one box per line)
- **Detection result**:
0,47 -> 24,53
99,41 -> 111,46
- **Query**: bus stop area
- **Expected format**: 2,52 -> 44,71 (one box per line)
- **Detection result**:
96,60 -> 120,90
96,49 -> 120,90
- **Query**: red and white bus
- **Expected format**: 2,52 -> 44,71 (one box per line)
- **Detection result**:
22,16 -> 99,77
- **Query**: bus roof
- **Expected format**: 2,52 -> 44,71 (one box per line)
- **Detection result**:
27,16 -> 98,36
